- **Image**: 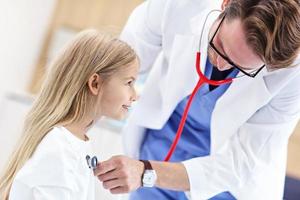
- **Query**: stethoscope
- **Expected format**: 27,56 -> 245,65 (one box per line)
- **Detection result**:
86,155 -> 98,170
85,11 -> 241,163
164,10 -> 237,161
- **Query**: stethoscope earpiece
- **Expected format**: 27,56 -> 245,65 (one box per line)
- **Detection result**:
86,155 -> 98,170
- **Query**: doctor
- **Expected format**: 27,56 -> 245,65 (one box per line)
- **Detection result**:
95,0 -> 300,199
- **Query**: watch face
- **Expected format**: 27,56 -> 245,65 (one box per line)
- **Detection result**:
143,170 -> 157,187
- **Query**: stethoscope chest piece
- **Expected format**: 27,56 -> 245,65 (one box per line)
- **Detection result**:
86,155 -> 98,170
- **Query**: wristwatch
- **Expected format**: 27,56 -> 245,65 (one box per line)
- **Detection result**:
140,160 -> 157,187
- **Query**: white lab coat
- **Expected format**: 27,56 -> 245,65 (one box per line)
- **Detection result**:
120,0 -> 300,199
9,127 -> 96,200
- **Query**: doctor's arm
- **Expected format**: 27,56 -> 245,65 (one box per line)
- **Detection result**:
94,155 -> 190,193
120,0 -> 165,74
182,73 -> 300,199
95,72 -> 300,196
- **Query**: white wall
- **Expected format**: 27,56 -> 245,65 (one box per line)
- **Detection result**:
0,93 -> 33,171
0,0 -> 57,173
0,0 -> 57,96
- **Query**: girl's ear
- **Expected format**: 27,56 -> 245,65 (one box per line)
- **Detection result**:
221,0 -> 230,10
87,73 -> 102,96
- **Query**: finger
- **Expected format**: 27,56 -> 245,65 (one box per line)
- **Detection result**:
98,168 -> 127,182
102,178 -> 126,190
110,186 -> 130,194
94,160 -> 116,176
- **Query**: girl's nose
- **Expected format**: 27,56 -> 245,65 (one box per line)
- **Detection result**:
131,87 -> 138,102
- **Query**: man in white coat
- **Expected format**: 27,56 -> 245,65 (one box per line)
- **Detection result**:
95,0 -> 300,199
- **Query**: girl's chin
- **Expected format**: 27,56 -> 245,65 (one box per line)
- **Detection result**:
102,107 -> 129,121
105,113 -> 127,121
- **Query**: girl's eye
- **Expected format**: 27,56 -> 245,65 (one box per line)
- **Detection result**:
127,81 -> 133,86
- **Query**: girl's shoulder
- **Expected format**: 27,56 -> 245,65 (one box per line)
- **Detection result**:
12,127 -> 82,190
31,126 -> 93,172
34,127 -> 77,159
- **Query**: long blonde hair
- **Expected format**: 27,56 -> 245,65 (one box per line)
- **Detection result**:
0,29 -> 137,199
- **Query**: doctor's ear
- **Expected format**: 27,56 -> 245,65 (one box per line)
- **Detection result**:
87,73 -> 102,96
221,0 -> 231,10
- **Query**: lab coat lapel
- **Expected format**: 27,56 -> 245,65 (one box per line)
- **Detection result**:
210,69 -> 272,153
162,8 -> 220,108
161,34 -> 199,108
189,8 -> 273,153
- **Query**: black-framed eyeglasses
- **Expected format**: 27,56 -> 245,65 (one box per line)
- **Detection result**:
208,14 -> 265,78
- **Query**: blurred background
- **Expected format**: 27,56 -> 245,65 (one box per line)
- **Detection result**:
0,0 -> 142,199
0,0 -> 299,199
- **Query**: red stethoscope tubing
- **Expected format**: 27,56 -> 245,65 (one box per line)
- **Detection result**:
164,52 -> 233,161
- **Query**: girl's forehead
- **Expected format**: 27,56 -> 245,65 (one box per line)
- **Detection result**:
118,60 -> 139,76
104,62 -> 139,84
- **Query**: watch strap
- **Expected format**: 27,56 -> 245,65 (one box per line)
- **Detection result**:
140,160 -> 153,170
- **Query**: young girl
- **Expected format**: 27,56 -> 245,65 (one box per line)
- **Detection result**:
0,29 -> 139,200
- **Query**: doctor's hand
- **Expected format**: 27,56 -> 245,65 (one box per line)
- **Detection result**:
94,155 -> 144,194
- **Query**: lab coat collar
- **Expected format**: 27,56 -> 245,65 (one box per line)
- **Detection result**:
210,68 -> 271,152
160,7 -> 223,110
189,7 -> 274,152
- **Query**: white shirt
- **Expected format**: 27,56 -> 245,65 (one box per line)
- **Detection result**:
9,126 -> 96,200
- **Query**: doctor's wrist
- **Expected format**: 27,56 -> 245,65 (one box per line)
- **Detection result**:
140,160 -> 157,187
137,160 -> 145,187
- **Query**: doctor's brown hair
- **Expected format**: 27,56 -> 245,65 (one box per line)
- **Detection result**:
0,30 -> 137,200
223,0 -> 300,69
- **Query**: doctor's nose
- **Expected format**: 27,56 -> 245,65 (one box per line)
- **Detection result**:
216,56 -> 232,71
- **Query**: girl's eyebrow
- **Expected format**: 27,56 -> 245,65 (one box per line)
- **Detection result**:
125,76 -> 136,81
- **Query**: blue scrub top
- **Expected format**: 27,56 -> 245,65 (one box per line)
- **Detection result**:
130,59 -> 238,200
